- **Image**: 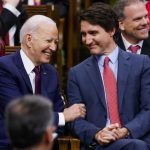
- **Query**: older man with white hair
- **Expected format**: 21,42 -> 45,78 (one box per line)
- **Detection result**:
0,15 -> 86,150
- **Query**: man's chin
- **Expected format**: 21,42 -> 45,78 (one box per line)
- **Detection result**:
42,56 -> 51,63
138,31 -> 149,39
90,50 -> 102,55
138,35 -> 149,40
42,59 -> 50,64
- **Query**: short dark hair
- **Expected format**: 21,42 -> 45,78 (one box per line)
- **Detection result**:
5,95 -> 53,149
80,2 -> 119,39
114,0 -> 144,20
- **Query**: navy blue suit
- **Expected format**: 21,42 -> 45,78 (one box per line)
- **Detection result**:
68,49 -> 150,150
0,50 -> 64,149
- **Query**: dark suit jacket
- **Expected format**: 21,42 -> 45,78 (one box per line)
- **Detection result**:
0,50 -> 64,149
116,32 -> 150,55
0,2 -> 27,45
67,49 -> 150,150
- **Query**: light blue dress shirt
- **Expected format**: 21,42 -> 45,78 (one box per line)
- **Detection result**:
97,46 -> 119,126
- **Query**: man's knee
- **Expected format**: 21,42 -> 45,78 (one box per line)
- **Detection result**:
126,139 -> 149,150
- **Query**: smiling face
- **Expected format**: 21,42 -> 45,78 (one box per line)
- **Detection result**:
25,22 -> 58,66
119,1 -> 149,44
80,21 -> 116,55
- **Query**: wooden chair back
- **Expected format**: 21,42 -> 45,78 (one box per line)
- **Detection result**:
5,46 -> 20,55
23,4 -> 52,18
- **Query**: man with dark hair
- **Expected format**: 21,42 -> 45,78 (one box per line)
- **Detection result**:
5,95 -> 54,150
114,0 -> 150,55
68,2 -> 150,150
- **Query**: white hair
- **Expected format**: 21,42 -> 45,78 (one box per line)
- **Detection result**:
20,15 -> 56,43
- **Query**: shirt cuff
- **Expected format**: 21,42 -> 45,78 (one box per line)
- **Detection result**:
58,113 -> 65,126
4,3 -> 20,17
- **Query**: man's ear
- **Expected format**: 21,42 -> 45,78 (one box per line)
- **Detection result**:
109,27 -> 116,37
119,20 -> 125,31
25,34 -> 32,48
45,126 -> 55,144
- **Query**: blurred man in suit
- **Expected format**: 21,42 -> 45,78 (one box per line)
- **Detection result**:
0,0 -> 27,45
5,95 -> 55,150
0,15 -> 86,150
114,0 -> 150,55
68,2 -> 150,150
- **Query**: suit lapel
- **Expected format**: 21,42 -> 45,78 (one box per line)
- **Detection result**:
116,32 -> 126,51
117,49 -> 130,111
14,50 -> 33,93
141,38 -> 150,55
85,56 -> 106,109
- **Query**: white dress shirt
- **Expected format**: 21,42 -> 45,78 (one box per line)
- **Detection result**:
20,50 -> 65,126
97,46 -> 119,127
121,34 -> 143,54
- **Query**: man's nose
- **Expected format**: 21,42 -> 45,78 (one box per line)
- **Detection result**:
141,16 -> 149,25
49,42 -> 57,51
84,35 -> 92,45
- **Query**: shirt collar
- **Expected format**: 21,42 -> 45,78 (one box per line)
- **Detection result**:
121,33 -> 143,50
97,46 -> 119,66
20,49 -> 35,75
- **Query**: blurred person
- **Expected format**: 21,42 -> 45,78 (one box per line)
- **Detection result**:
0,0 -> 28,46
22,0 -> 69,18
5,95 -> 55,150
114,0 -> 150,55
68,2 -> 150,150
0,15 -> 86,150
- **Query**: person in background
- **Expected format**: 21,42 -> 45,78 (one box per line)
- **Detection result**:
5,95 -> 55,150
22,0 -> 69,18
0,15 -> 86,150
67,2 -> 150,150
0,0 -> 27,46
146,0 -> 150,28
114,0 -> 150,55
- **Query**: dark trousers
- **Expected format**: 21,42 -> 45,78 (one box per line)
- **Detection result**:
0,144 -> 12,150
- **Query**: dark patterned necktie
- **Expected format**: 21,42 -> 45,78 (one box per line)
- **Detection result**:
103,57 -> 121,127
33,66 -> 41,94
